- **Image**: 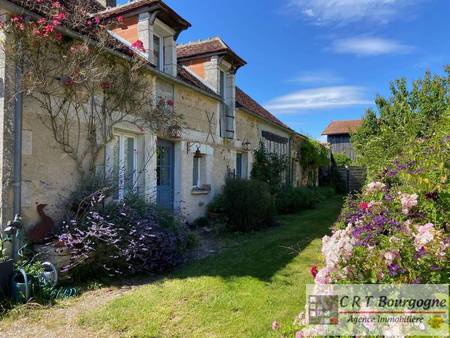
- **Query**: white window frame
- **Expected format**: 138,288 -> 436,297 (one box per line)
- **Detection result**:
153,33 -> 164,71
114,132 -> 138,201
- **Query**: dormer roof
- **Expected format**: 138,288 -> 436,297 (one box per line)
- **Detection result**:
177,37 -> 246,70
96,0 -> 191,36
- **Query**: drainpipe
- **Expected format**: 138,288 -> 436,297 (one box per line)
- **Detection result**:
288,137 -> 294,186
11,45 -> 23,260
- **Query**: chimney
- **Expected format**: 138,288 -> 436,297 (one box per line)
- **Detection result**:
97,0 -> 117,8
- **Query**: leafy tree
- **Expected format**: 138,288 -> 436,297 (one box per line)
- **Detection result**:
352,67 -> 450,177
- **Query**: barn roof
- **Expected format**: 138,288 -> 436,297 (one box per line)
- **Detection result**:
322,120 -> 362,136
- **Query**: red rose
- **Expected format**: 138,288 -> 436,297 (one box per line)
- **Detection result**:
131,40 -> 145,52
310,265 -> 318,278
359,202 -> 369,211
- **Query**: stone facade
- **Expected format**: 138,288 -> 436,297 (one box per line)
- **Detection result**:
0,1 -> 313,228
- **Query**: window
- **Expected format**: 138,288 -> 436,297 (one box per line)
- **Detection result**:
193,156 -> 201,187
219,70 -> 226,98
236,153 -> 248,179
153,34 -> 164,71
262,131 -> 288,156
236,153 -> 242,178
112,133 -> 138,200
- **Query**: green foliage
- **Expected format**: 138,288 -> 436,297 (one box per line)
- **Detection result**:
333,152 -> 352,167
276,186 -> 320,214
207,193 -> 225,214
19,261 -> 55,304
220,178 -> 276,232
299,138 -> 329,170
352,68 -> 450,177
250,142 -> 289,193
276,186 -> 337,214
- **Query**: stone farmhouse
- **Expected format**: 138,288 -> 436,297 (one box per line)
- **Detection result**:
0,0 -> 309,229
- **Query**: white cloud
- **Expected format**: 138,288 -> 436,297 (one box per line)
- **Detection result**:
289,0 -> 414,25
332,37 -> 413,56
265,86 -> 371,114
289,70 -> 343,84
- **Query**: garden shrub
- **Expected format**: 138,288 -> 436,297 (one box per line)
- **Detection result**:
313,115 -> 449,285
251,142 -> 289,194
311,69 -> 450,285
332,153 -> 352,167
277,186 -> 337,214
276,186 -> 320,215
220,178 -> 276,232
58,192 -> 189,281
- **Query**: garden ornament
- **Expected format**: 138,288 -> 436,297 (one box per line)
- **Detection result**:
2,215 -> 22,259
26,204 -> 55,244
41,261 -> 58,288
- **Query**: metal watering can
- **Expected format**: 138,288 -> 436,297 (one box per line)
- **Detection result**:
11,268 -> 31,303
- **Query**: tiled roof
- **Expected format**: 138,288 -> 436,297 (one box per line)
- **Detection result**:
95,0 -> 190,33
177,37 -> 246,68
177,65 -> 218,97
321,120 -> 363,135
236,87 -> 292,131
96,0 -> 158,18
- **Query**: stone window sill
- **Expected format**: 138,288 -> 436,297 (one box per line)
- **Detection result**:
191,189 -> 210,196
192,185 -> 211,195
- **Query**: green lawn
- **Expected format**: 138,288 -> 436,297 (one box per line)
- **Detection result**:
80,196 -> 343,338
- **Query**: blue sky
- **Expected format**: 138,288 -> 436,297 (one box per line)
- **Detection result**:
118,0 -> 450,139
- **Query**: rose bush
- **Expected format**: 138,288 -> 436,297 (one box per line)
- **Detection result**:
314,117 -> 449,285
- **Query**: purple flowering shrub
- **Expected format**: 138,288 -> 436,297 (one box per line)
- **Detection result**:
314,120 -> 449,284
58,192 -> 188,280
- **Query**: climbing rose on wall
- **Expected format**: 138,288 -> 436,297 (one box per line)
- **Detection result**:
131,40 -> 145,52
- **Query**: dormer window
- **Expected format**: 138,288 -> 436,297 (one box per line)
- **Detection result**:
153,34 -> 164,71
219,70 -> 226,98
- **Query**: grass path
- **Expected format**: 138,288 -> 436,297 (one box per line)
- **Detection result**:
0,196 -> 342,338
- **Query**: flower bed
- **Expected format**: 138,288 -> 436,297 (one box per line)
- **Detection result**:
314,121 -> 449,284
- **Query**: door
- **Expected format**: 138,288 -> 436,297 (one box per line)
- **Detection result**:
156,140 -> 174,210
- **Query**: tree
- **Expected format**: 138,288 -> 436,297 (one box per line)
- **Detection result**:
352,68 -> 450,177
1,2 -> 182,179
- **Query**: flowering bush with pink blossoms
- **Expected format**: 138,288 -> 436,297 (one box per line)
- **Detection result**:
315,118 -> 449,285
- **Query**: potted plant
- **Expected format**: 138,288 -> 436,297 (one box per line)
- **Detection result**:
0,255 -> 13,300
207,194 -> 225,221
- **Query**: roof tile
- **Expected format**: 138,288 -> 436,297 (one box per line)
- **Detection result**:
321,120 -> 363,135
236,87 -> 292,131
177,37 -> 246,68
